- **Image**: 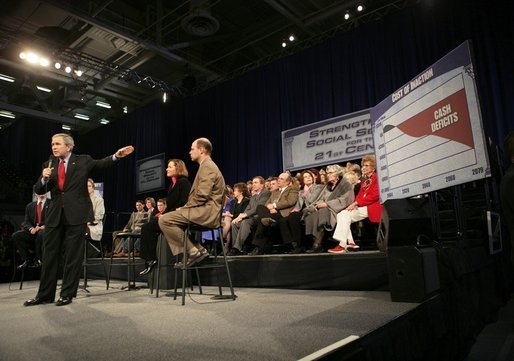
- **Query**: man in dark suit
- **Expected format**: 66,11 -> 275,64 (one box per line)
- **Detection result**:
24,133 -> 134,307
228,176 -> 271,255
12,194 -> 47,269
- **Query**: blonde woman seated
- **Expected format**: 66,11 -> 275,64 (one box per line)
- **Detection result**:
330,155 -> 383,253
303,164 -> 354,253
86,178 -> 105,243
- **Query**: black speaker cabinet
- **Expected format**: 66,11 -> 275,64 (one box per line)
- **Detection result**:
376,197 -> 433,251
387,246 -> 440,303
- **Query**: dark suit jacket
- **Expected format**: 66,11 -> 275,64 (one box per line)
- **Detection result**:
243,189 -> 271,219
21,200 -> 47,232
165,176 -> 191,213
34,154 -> 117,227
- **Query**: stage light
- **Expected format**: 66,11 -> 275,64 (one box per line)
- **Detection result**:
65,66 -> 72,73
74,113 -> 89,120
36,86 -> 52,93
95,100 -> 111,109
357,5 -> 364,12
289,35 -> 295,42
0,110 -> 15,119
162,92 -> 168,103
0,73 -> 15,82
282,42 -> 287,48
344,12 -> 350,20
123,105 -> 128,114
74,69 -> 83,77
26,52 -> 39,64
62,124 -> 72,130
100,118 -> 110,125
19,52 -> 27,60
54,62 -> 61,69
39,58 -> 50,67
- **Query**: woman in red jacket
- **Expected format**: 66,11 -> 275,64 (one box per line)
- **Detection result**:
329,155 -> 383,253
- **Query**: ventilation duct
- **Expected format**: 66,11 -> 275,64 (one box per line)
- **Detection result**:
181,1 -> 219,37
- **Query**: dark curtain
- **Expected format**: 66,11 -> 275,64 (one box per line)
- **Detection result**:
1,0 -> 512,213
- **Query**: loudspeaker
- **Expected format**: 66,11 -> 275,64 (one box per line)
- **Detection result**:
387,246 -> 440,302
376,197 -> 433,251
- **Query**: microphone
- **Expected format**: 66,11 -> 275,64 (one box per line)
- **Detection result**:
44,156 -> 53,181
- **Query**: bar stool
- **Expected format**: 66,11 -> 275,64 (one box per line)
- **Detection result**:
107,232 -> 144,289
149,233 -> 199,297
173,205 -> 236,305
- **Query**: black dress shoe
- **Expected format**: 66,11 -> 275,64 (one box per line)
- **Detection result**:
28,259 -> 42,268
139,259 -> 158,275
306,244 -> 323,254
56,296 -> 73,306
17,260 -> 29,270
23,297 -> 54,306
227,248 -> 244,256
249,247 -> 263,256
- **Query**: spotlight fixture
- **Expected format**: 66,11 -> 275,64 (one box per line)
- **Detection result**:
0,110 -> 15,119
74,69 -> 83,77
54,62 -> 61,69
123,105 -> 128,114
344,11 -> 350,20
282,41 -> 287,48
26,52 -> 39,64
36,86 -> 52,93
39,58 -> 50,67
100,118 -> 110,125
95,100 -> 111,109
162,92 -> 168,103
289,35 -> 295,42
19,52 -> 27,60
0,73 -> 15,82
74,113 -> 89,120
357,4 -> 364,12
65,66 -> 72,73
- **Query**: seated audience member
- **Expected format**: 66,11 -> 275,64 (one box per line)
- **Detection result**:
330,155 -> 383,253
145,197 -> 157,217
303,164 -> 354,253
250,173 -> 299,255
268,177 -> 279,192
154,198 -> 167,217
343,171 -> 360,195
12,194 -> 47,269
112,200 -> 149,257
246,180 -> 253,195
319,167 -> 327,185
202,185 -> 235,246
222,183 -> 250,248
139,159 -> 191,275
229,176 -> 271,255
278,170 -> 323,253
86,178 -> 105,245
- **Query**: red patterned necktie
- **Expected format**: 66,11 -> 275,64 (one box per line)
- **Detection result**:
58,159 -> 66,190
36,202 -> 42,225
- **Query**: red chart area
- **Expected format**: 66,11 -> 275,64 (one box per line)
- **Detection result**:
396,89 -> 474,148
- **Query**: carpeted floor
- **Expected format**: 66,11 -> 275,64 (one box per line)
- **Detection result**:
0,280 -> 417,361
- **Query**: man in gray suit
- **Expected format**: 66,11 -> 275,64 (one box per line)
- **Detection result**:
228,176 -> 271,256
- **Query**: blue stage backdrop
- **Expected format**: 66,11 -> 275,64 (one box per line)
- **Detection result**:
1,0 -> 512,214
